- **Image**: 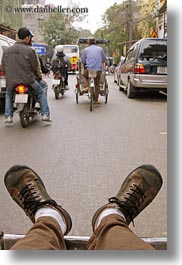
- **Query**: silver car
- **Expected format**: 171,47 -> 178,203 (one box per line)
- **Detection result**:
119,38 -> 167,98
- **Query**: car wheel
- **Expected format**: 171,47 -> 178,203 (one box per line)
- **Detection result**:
127,80 -> 135,98
118,78 -> 124,91
116,76 -> 119,85
0,99 -> 5,113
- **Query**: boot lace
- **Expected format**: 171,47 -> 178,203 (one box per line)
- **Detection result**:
109,184 -> 146,225
18,183 -> 57,216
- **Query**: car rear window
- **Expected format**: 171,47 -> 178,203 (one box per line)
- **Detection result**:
139,40 -> 167,62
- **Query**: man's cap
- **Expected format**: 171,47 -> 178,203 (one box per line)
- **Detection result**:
17,27 -> 34,40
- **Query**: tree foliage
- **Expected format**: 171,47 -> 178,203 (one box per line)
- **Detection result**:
137,0 -> 156,37
40,13 -> 77,46
39,2 -> 87,46
40,0 -> 157,61
94,0 -> 156,62
94,1 -> 138,62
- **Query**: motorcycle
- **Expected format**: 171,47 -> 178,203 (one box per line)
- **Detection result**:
52,65 -> 68,99
14,84 -> 40,128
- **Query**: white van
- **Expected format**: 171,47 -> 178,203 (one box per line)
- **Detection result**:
0,34 -> 16,101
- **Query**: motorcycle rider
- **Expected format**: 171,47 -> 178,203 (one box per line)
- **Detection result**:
36,56 -> 49,97
81,37 -> 107,104
27,33 -> 49,98
45,58 -> 52,72
51,45 -> 71,90
2,27 -> 51,123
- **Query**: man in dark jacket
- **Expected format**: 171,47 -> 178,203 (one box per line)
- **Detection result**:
2,27 -> 51,123
51,45 -> 71,90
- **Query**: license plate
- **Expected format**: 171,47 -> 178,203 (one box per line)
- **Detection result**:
0,79 -> 6,87
53,79 -> 60,85
15,94 -> 28,103
157,66 -> 167,74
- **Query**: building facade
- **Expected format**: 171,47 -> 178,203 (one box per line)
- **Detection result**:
153,0 -> 167,38
157,0 -> 167,38
0,0 -> 22,38
22,0 -> 48,42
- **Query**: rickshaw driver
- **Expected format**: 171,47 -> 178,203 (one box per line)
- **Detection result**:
81,37 -> 107,104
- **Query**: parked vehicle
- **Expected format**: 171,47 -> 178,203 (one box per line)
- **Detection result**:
14,84 -> 41,128
0,34 -> 15,105
118,38 -> 167,98
113,56 -> 125,84
105,57 -> 114,74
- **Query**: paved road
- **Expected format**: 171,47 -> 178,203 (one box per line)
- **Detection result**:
0,74 -> 167,239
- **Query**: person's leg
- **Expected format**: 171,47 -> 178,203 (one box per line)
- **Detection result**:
11,216 -> 67,250
64,70 -> 69,89
81,69 -> 89,92
94,71 -> 102,103
4,165 -> 72,250
4,87 -> 14,123
87,164 -> 163,250
31,80 -> 51,121
88,214 -> 154,250
39,79 -> 48,97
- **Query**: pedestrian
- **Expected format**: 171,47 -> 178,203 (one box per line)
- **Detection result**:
81,37 -> 107,104
2,27 -> 51,123
4,163 -> 163,250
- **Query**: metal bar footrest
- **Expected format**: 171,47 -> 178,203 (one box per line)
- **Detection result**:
0,232 -> 167,250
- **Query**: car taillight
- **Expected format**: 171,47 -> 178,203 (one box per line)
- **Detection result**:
134,63 -> 146,74
0,71 -> 5,77
15,85 -> 28,93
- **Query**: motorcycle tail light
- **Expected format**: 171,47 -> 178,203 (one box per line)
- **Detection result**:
54,73 -> 60,79
15,85 -> 28,93
0,70 -> 5,76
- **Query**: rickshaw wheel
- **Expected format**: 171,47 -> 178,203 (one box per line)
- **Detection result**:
105,92 -> 108,104
90,88 -> 94,112
76,91 -> 79,104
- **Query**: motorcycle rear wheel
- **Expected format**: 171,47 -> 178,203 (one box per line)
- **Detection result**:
54,86 -> 60,99
19,104 -> 30,128
60,80 -> 65,95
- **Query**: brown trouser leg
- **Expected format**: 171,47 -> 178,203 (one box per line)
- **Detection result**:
82,69 -> 89,88
82,69 -> 102,101
94,71 -> 102,102
87,214 -> 155,250
11,215 -> 154,250
11,216 -> 67,250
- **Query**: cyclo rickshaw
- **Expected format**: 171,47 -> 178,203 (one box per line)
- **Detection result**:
75,38 -> 109,112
